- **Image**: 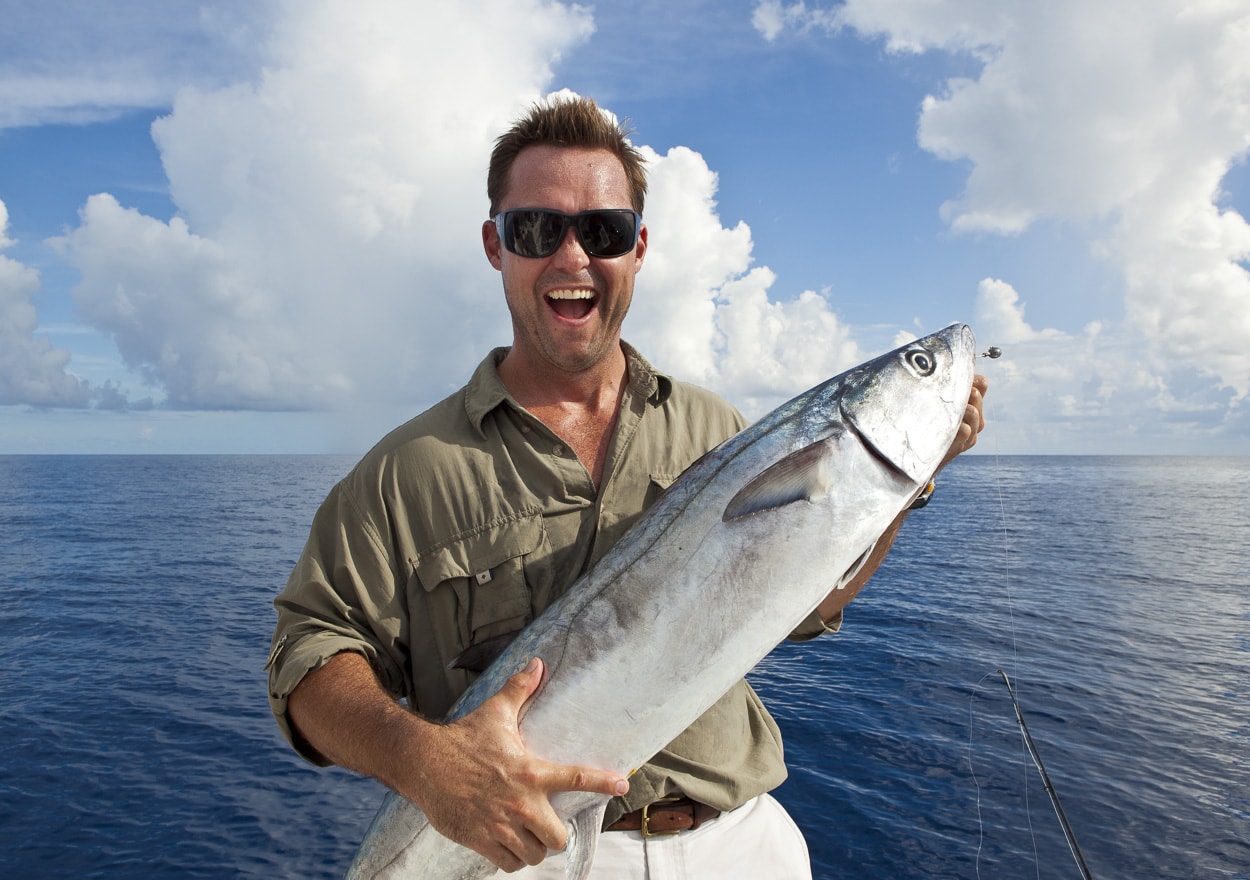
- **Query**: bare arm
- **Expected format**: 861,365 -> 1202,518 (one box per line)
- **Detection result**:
287,652 -> 628,872
815,374 -> 989,623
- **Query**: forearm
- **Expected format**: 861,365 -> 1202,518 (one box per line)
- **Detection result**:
288,652 -> 629,871
286,651 -> 435,799
814,509 -> 907,622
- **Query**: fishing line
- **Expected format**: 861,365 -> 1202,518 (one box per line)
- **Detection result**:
968,349 -> 1095,879
968,671 -> 1001,880
967,427 -> 1043,880
969,344 -> 1039,879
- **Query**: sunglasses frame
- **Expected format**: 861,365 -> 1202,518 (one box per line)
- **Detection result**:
494,208 -> 642,259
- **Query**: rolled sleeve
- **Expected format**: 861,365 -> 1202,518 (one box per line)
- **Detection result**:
266,476 -> 411,764
265,627 -> 391,765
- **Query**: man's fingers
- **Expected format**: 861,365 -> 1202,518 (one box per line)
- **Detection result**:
451,659 -> 628,867
504,762 -> 629,855
468,800 -> 559,869
524,811 -> 569,855
501,824 -> 554,869
488,658 -> 628,797
937,376 -> 989,470
483,841 -> 526,874
961,374 -> 988,447
547,762 -> 630,799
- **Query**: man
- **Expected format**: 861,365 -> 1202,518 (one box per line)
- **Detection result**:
267,95 -> 988,877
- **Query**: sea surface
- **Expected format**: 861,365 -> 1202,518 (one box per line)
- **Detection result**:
1,454 -> 1246,879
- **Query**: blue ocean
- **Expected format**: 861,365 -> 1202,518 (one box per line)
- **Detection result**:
1,454 -> 1247,879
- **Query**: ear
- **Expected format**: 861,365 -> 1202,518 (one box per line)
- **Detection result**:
633,222 -> 648,274
482,219 -> 503,271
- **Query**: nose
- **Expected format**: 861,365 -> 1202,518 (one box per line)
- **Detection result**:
551,223 -> 591,271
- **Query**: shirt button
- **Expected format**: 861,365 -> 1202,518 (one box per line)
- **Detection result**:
552,444 -> 565,456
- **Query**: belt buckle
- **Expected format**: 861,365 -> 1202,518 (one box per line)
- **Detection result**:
640,796 -> 684,838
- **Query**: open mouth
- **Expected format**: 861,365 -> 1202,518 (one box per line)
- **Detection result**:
546,289 -> 597,320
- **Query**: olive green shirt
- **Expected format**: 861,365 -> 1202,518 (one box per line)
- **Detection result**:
267,342 -> 839,824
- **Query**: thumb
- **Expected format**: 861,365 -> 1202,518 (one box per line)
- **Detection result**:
497,656 -> 545,715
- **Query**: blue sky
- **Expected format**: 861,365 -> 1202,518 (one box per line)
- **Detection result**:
2,0 -> 1248,454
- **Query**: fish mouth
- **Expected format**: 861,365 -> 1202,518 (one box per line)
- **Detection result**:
546,288 -> 598,321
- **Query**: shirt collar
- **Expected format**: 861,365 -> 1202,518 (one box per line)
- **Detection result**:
463,341 -> 673,435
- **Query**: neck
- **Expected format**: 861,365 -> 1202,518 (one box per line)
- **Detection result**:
497,344 -> 629,488
497,344 -> 628,412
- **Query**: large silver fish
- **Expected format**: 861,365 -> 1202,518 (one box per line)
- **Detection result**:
347,323 -> 976,879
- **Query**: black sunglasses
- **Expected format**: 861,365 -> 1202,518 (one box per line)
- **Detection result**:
494,208 -> 641,259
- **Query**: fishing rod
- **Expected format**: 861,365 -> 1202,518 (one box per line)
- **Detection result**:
999,669 -> 1095,880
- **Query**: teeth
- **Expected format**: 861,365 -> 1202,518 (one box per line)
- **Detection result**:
547,289 -> 594,300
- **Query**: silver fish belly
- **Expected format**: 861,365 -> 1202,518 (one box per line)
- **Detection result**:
346,323 -> 976,879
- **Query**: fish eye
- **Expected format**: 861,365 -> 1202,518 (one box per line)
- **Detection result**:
904,348 -> 936,376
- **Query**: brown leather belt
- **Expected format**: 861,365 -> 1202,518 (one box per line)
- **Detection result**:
605,796 -> 721,837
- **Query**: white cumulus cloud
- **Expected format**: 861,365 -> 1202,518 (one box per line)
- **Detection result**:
56,0 -> 598,411
756,0 -> 1250,437
0,200 -> 90,406
46,0 -> 862,420
973,277 -> 1243,452
866,0 -> 1250,402
16,0 -> 1248,453
629,144 -> 862,415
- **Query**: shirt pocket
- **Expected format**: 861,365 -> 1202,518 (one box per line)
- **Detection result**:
412,511 -> 552,653
645,473 -> 680,510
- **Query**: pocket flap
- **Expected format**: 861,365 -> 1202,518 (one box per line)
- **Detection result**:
413,510 -> 544,592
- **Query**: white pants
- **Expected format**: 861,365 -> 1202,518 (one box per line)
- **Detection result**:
513,794 -> 812,880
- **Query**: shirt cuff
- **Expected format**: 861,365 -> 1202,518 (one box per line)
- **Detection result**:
788,608 -> 843,642
266,628 -> 398,766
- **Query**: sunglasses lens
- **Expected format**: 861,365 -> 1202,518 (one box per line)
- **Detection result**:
499,210 -> 638,258
502,210 -> 566,258
576,211 -> 638,257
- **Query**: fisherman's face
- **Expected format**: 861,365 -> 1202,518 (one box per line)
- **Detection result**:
482,145 -> 647,377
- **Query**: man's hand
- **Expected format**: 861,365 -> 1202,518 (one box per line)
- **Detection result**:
286,654 -> 628,874
405,658 -> 629,872
939,373 -> 988,471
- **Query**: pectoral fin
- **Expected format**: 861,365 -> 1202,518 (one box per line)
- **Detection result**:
563,800 -> 609,880
833,541 -> 875,591
723,438 -> 838,522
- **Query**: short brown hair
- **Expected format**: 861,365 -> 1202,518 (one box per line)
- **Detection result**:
487,95 -> 648,216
